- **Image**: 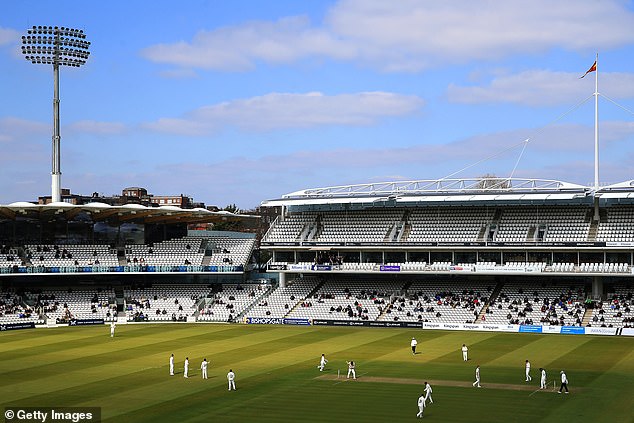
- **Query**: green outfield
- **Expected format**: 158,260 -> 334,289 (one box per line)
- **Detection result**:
1,324 -> 633,422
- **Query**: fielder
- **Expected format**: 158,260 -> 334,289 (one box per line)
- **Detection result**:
525,360 -> 532,382
201,358 -> 208,379
416,393 -> 426,418
558,370 -> 569,394
318,354 -> 328,372
424,381 -> 433,404
110,321 -> 116,337
347,360 -> 356,379
169,354 -> 174,376
411,337 -> 418,355
472,365 -> 481,387
461,344 -> 468,361
227,369 -> 236,391
540,368 -> 547,389
184,357 -> 189,378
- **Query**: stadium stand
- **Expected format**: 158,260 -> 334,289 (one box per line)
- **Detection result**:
286,278 -> 401,321
381,279 -> 491,323
484,280 -> 586,326
125,237 -> 204,266
25,244 -> 119,268
198,283 -> 271,322
248,278 -> 319,318
124,284 -> 211,322
28,288 -> 117,323
0,288 -> 42,325
588,282 -> 634,328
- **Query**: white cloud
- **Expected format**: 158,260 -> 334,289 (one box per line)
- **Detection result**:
141,16 -> 353,72
141,0 -> 634,72
448,71 -> 634,106
144,91 -> 423,136
66,120 -> 127,136
0,117 -> 48,143
0,27 -> 19,46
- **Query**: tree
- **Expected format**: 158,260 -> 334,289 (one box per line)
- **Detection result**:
476,174 -> 511,190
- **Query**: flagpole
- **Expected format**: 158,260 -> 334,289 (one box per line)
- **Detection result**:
594,53 -> 599,191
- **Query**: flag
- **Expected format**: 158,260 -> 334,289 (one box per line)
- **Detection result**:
580,60 -> 596,79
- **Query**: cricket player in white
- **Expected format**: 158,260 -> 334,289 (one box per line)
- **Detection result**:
110,321 -> 116,337
472,365 -> 481,387
424,381 -> 433,404
318,354 -> 328,371
347,361 -> 356,379
461,344 -> 468,361
201,358 -> 208,379
169,354 -> 174,376
416,393 -> 426,418
411,337 -> 418,355
540,368 -> 547,389
227,369 -> 236,390
184,357 -> 189,378
525,360 -> 532,382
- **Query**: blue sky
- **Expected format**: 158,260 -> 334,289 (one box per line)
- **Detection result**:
2,0 -> 634,209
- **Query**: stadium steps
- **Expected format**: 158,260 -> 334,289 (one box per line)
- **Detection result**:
580,307 -> 594,326
235,285 -> 274,320
284,280 -> 325,317
477,225 -> 487,242
114,286 -> 125,313
587,220 -> 598,242
478,281 -> 505,320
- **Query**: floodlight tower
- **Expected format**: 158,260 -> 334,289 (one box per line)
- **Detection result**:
21,26 -> 90,203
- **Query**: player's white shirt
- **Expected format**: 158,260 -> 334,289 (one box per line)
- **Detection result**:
541,369 -> 546,379
411,339 -> 418,347
418,396 -> 426,407
424,384 -> 432,394
561,373 -> 568,384
526,361 -> 531,370
475,367 -> 480,378
320,356 -> 327,365
462,345 -> 468,352
201,361 -> 208,370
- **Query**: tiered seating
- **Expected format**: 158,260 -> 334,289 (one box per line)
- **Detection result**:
588,283 -> 634,327
549,263 -> 575,272
198,283 -> 270,322
596,207 -> 634,243
126,237 -> 204,266
407,207 -> 493,242
315,210 -> 403,242
1,246 -> 22,270
24,244 -> 118,267
340,262 -> 378,271
0,290 -> 42,325
496,207 -> 589,242
578,262 -> 629,273
124,284 -> 211,321
287,278 -> 401,321
262,213 -> 316,242
249,278 -> 318,318
382,280 -> 490,323
485,281 -> 586,326
204,236 -> 255,266
32,288 -> 116,322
